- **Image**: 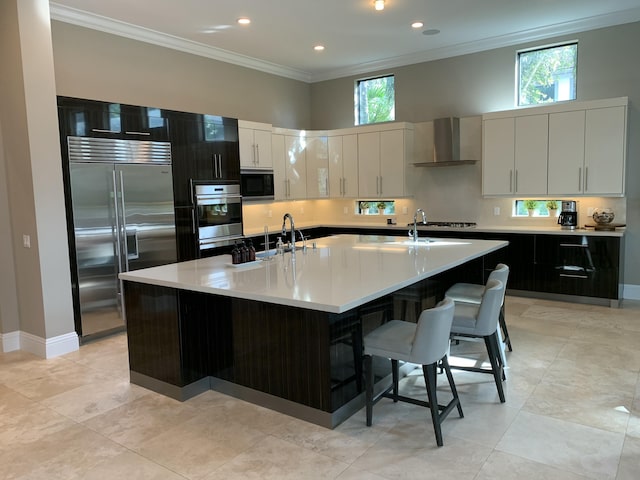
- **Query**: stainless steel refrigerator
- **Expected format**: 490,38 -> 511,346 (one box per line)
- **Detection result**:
67,136 -> 177,339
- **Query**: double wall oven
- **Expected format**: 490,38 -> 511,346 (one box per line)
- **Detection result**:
192,182 -> 243,252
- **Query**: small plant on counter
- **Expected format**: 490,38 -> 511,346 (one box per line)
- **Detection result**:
359,201 -> 370,214
546,200 -> 558,210
376,201 -> 387,214
524,199 -> 538,216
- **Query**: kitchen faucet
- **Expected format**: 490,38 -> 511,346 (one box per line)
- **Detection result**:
409,208 -> 427,242
282,213 -> 296,251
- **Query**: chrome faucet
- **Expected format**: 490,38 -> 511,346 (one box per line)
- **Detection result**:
282,213 -> 296,251
409,208 -> 427,242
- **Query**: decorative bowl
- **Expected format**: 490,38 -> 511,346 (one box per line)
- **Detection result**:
592,208 -> 615,224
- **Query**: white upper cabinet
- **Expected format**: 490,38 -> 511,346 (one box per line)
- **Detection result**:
514,114 -> 548,195
483,115 -> 547,195
272,132 -> 307,200
239,120 -> 273,170
584,106 -> 626,195
305,135 -> 329,198
548,110 -> 586,195
358,125 -> 412,198
328,134 -> 358,198
482,117 -> 515,195
483,97 -> 627,197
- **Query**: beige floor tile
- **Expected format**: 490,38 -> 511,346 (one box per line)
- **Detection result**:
81,450 -> 187,480
475,451 -> 593,480
496,411 -> 624,479
204,434 -> 350,479
616,436 -> 640,480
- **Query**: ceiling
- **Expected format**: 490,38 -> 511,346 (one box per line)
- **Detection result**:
49,0 -> 640,83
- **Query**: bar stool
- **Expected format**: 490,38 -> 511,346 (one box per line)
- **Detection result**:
449,279 -> 506,403
363,298 -> 463,447
446,264 -> 512,352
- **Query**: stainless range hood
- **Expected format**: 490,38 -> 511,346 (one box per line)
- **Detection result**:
412,117 -> 477,167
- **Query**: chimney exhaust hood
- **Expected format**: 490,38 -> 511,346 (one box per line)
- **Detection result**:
412,117 -> 477,167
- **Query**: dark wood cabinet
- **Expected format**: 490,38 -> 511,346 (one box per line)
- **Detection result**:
57,96 -> 169,141
534,234 -> 620,299
168,111 -> 240,207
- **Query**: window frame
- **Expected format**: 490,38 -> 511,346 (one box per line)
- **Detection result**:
516,41 -> 578,107
354,74 -> 395,126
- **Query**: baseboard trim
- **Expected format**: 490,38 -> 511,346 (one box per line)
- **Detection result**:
1,331 -> 21,353
623,284 -> 640,301
18,331 -> 79,358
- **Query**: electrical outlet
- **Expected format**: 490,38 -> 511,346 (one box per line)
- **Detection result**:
23,234 -> 31,248
587,207 -> 595,216
402,206 -> 408,214
493,206 -> 500,216
267,209 -> 272,218
343,207 -> 348,214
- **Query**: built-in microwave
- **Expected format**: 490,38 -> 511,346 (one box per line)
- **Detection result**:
240,169 -> 274,201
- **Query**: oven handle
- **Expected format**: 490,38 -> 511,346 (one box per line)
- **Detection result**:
195,195 -> 242,206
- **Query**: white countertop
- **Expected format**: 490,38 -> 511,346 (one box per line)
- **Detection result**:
120,234 -> 507,313
244,222 -> 625,237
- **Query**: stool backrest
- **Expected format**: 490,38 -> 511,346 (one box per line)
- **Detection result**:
488,264 -> 509,306
475,279 -> 504,336
410,297 -> 455,365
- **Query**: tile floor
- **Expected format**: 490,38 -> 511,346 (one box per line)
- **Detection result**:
1,296 -> 639,479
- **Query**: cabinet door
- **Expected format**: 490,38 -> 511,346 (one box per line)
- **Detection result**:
548,110 -> 585,195
328,136 -> 344,197
514,114 -> 548,195
379,129 -> 405,197
482,118 -> 515,195
358,132 -> 380,197
272,134 -> 287,200
306,136 -> 329,198
342,134 -> 359,197
238,127 -> 255,169
285,135 -> 307,199
584,106 -> 626,195
253,129 -> 273,169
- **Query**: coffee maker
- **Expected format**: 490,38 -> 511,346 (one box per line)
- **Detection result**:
558,200 -> 578,229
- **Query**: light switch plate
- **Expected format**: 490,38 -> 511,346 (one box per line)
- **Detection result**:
494,206 -> 500,216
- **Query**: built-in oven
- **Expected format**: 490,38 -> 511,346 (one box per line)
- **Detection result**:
240,169 -> 274,201
193,183 -> 243,251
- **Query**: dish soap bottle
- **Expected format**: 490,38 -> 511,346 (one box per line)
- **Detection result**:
231,242 -> 241,264
276,236 -> 284,255
247,239 -> 256,262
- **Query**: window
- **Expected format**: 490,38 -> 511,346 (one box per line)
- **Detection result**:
517,42 -> 577,106
355,75 -> 395,125
515,200 -> 560,217
357,200 -> 395,215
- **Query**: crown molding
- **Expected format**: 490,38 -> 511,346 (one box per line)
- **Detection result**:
312,7 -> 640,82
50,3 -> 640,84
49,3 -> 312,83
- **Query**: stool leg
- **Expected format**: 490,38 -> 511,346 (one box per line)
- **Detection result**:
441,355 -> 463,418
484,333 -> 506,403
499,305 -> 513,351
391,359 -> 399,401
423,363 -> 443,447
364,354 -> 373,426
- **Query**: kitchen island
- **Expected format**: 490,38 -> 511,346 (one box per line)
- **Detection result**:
120,234 -> 507,427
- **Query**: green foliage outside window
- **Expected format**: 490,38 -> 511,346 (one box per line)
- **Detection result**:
518,43 -> 577,106
356,75 -> 395,125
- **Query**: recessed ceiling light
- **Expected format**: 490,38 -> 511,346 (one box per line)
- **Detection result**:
237,17 -> 251,25
422,28 -> 440,36
411,21 -> 424,29
314,45 -> 325,51
374,0 -> 385,11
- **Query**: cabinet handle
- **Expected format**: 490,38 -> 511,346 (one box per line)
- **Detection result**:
191,207 -> 196,234
509,170 -> 513,193
343,178 -> 347,196
559,273 -> 589,279
578,167 -> 582,192
213,154 -> 218,178
125,131 -> 151,136
255,144 -> 259,165
325,178 -> 329,196
92,128 -> 120,134
379,176 -> 383,195
584,167 -> 588,191
514,170 -> 518,193
218,155 -> 223,178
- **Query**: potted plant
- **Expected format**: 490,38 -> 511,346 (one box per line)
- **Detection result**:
524,200 -> 537,216
360,201 -> 370,214
376,201 -> 386,215
546,200 -> 558,217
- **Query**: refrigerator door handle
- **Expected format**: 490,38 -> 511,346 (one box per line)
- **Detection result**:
118,170 -> 130,272
112,170 -> 123,274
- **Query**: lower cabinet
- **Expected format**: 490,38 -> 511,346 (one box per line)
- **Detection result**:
533,235 -> 620,299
